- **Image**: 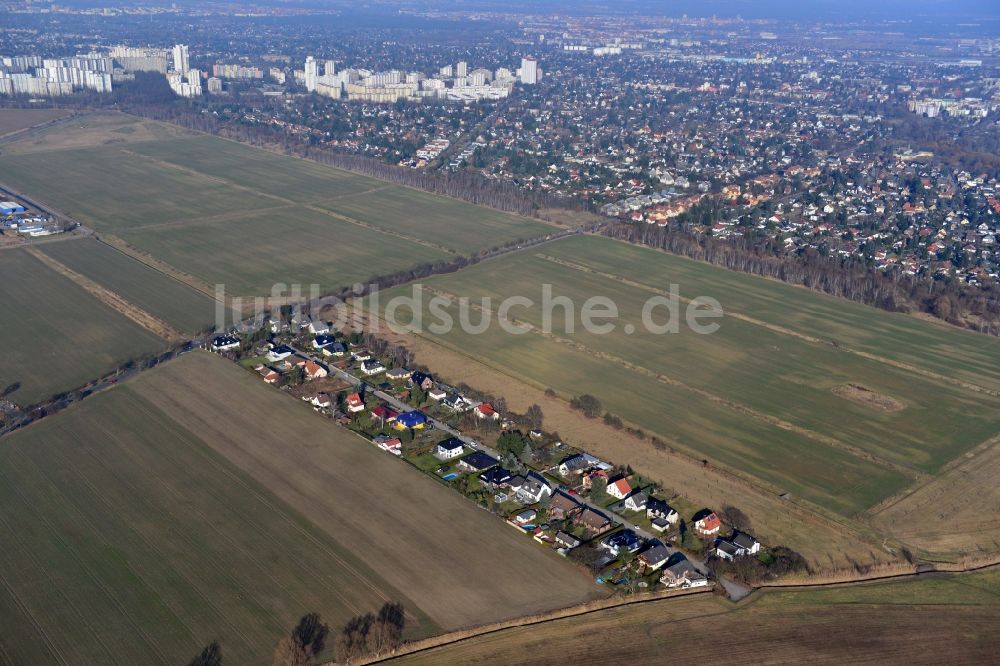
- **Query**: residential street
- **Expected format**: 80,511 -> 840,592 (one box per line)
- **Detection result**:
290,340 -> 754,601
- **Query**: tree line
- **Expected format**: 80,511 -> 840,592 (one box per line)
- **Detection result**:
189,603 -> 407,666
603,222 -> 1000,335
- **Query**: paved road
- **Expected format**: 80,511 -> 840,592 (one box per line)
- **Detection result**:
289,340 -> 752,600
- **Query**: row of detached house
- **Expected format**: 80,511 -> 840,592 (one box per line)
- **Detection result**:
218,320 -> 763,592
558,451 -> 764,578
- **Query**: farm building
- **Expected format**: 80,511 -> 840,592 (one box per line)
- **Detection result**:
0,201 -> 26,215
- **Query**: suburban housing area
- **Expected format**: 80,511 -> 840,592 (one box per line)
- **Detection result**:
1,2 -> 999,663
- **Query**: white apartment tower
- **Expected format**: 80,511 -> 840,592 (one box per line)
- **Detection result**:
519,56 -> 539,84
456,61 -> 467,77
172,44 -> 190,74
304,56 -> 318,92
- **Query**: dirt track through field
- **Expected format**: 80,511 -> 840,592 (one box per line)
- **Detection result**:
346,304 -> 896,570
119,148 -> 460,255
421,284 -> 918,480
131,353 -> 601,631
304,204 -> 459,255
538,253 -> 1000,398
26,248 -> 182,342
94,236 -> 235,310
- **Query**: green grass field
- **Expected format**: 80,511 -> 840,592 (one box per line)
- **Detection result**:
375,234 -> 1000,516
0,117 -> 553,296
0,249 -> 165,406
376,288 -> 910,516
116,204 -> 453,296
546,235 -> 1000,393
310,186 -> 553,255
125,136 -> 376,202
39,238 -> 218,333
0,145 -> 275,233
124,138 -> 551,254
0,385 -> 439,665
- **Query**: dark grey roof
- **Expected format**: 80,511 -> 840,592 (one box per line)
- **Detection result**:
459,450 -> 499,471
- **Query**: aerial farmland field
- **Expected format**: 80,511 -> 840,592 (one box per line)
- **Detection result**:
0,112 -> 553,296
545,235 -> 1000,394
0,248 -> 166,406
128,353 -> 600,629
39,238 -> 218,333
0,108 -> 70,137
390,569 -> 1000,665
0,384 -> 438,665
115,204 -> 453,296
0,143 -> 277,233
0,352 -> 597,663
371,234 -> 1000,529
373,285 -> 911,516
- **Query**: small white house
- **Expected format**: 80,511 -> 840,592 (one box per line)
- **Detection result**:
516,472 -> 552,504
623,491 -> 648,512
606,476 -> 632,500
308,318 -> 331,336
435,438 -> 465,460
210,335 -> 240,352
714,532 -> 761,561
360,359 -> 386,376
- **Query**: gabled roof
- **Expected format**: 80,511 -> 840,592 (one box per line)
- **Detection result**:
731,531 -> 759,550
626,490 -> 648,505
550,491 -> 581,513
371,405 -> 399,421
411,371 -> 433,385
694,510 -> 722,532
577,507 -> 611,530
479,467 -> 513,486
609,477 -> 632,496
559,453 -> 589,472
639,541 -> 671,565
646,497 -> 674,514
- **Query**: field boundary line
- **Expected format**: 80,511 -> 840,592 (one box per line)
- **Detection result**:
117,148 -> 299,206
128,377 -> 402,613
863,431 -> 1000,519
122,202 -> 298,232
0,109 -> 76,143
94,235 -> 236,308
316,183 -> 396,201
189,122 -> 564,230
348,587 -> 718,665
121,145 -> 460,255
303,203 -> 459,255
423,284 -> 919,480
26,247 -> 184,342
353,304 -> 888,558
0,465 -> 171,664
537,252 -> 1000,398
